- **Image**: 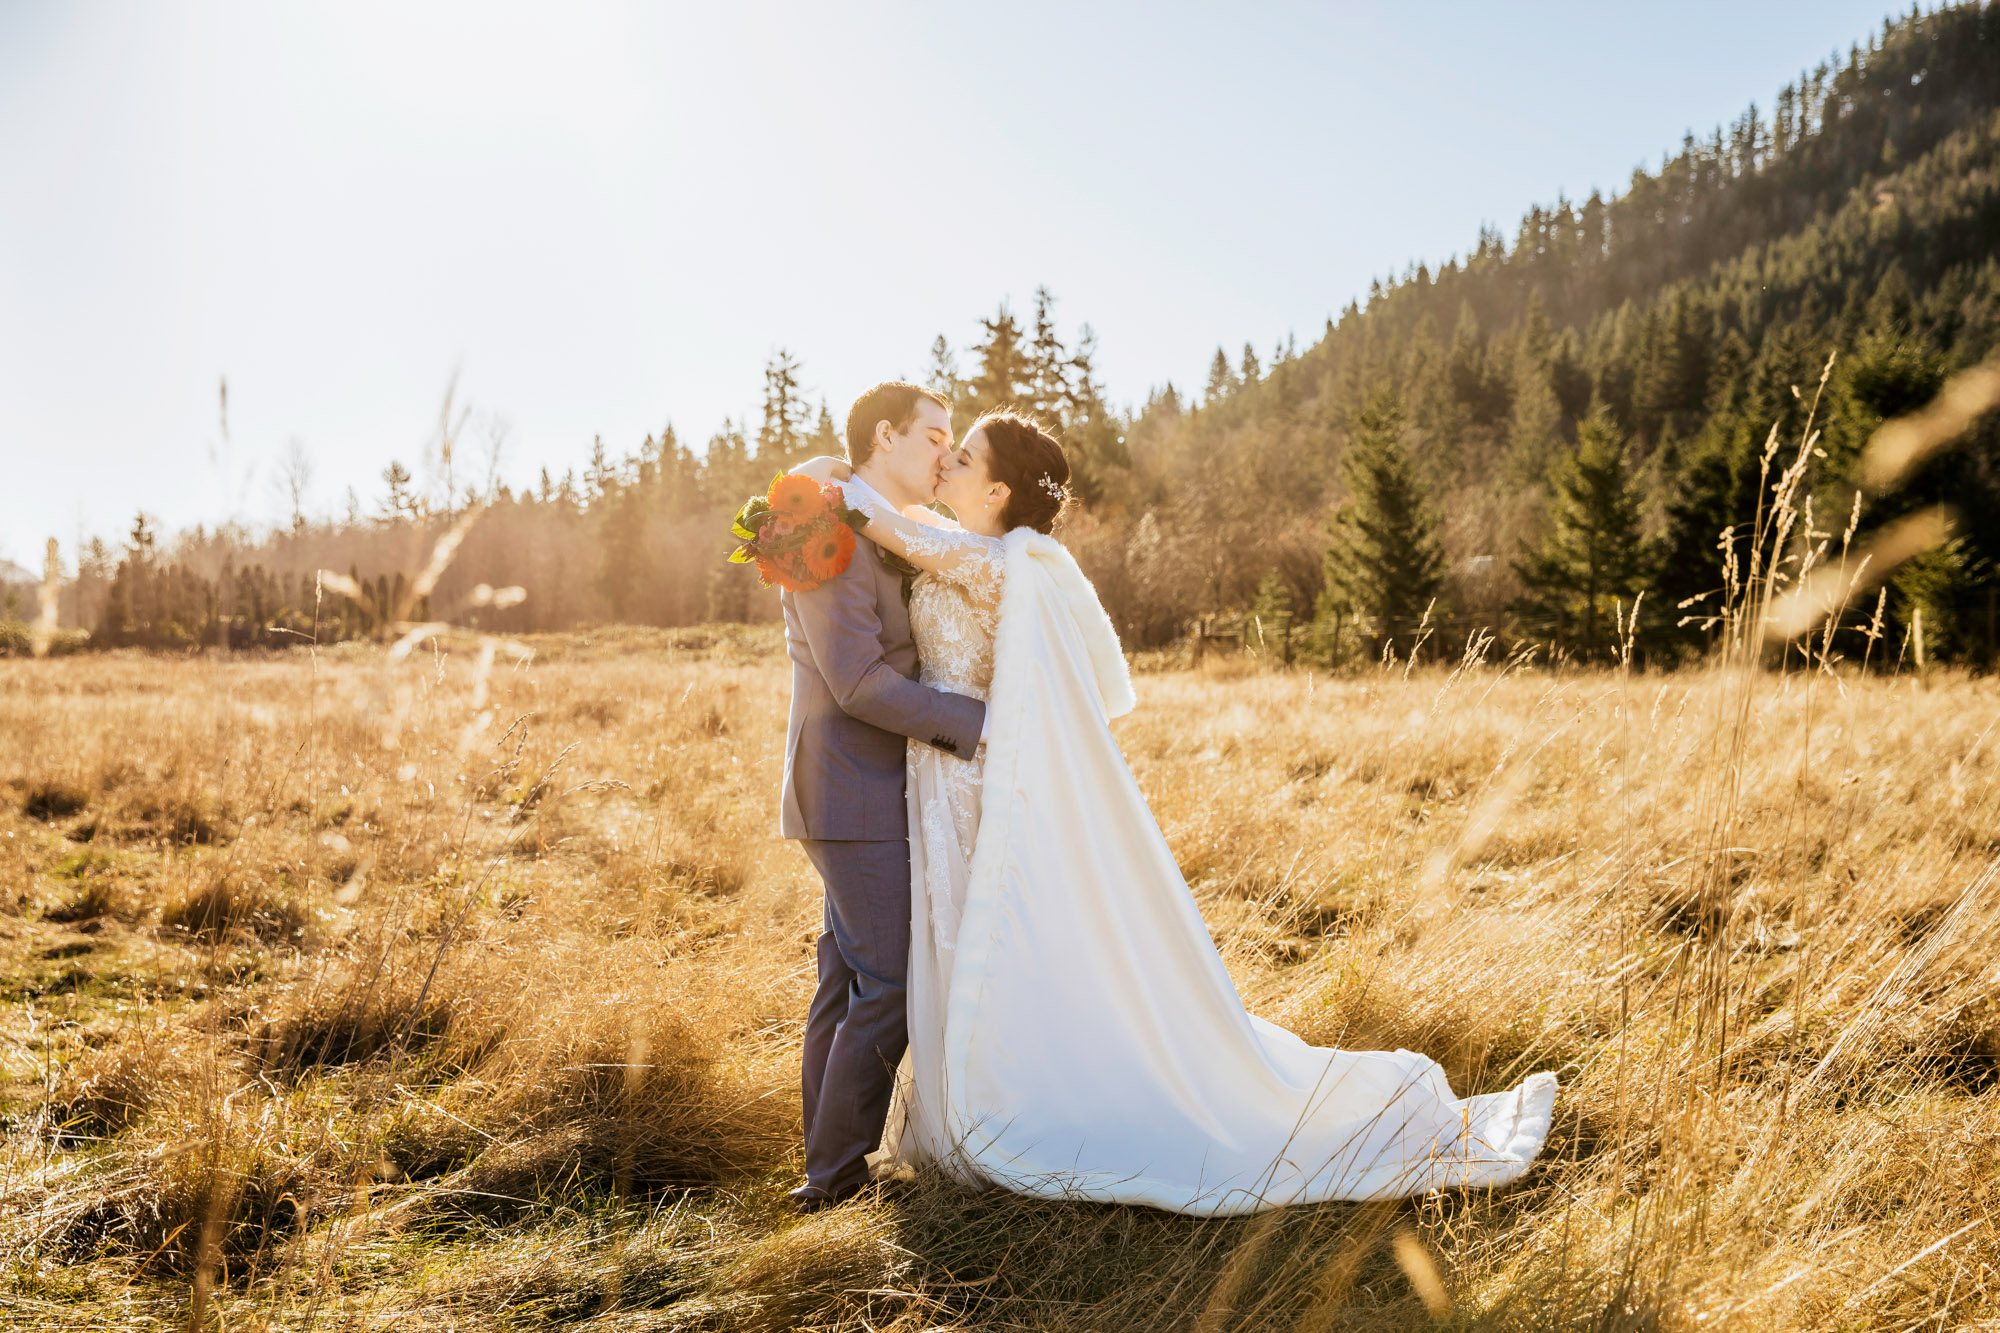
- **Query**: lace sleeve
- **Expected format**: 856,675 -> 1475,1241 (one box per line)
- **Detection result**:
902,523 -> 1006,594
844,489 -> 1004,598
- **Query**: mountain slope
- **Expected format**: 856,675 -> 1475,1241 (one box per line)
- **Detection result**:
1085,0 -> 2000,657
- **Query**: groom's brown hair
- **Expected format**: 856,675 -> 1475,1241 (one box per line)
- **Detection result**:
846,381 -> 951,465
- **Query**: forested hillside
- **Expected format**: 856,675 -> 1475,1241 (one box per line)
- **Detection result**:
1091,0 -> 2000,660
35,2 -> 2000,664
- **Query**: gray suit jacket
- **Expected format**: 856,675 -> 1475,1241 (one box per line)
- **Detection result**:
779,535 -> 986,841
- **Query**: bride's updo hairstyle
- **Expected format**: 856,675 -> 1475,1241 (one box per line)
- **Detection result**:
976,409 -> 1072,535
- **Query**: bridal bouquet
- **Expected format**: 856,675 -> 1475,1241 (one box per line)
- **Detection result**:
725,473 -> 870,592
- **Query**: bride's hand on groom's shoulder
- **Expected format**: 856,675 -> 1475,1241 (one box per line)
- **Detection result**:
792,455 -> 851,484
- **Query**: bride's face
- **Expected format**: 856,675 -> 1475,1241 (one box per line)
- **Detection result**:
938,428 -> 1008,526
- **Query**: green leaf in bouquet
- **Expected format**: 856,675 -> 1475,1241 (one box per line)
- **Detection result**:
727,544 -> 757,565
730,494 -> 778,541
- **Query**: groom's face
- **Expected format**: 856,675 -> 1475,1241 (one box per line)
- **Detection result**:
874,399 -> 954,505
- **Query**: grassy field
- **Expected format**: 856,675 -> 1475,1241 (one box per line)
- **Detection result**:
2,626 -> 1997,1330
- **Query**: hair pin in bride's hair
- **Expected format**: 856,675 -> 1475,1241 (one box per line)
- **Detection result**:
1039,474 -> 1067,503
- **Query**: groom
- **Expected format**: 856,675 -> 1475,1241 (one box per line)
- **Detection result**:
778,380 -> 986,1211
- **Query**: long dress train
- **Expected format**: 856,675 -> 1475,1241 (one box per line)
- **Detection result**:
880,524 -> 1556,1214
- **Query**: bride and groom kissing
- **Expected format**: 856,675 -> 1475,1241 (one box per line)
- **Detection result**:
777,380 -> 1558,1215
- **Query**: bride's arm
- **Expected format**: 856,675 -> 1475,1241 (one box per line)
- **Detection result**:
790,457 -> 956,529
791,455 -> 851,484
788,458 -> 998,590
845,493 -> 1003,592
899,504 -> 958,530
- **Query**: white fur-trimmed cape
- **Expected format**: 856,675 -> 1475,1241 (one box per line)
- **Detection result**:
923,526 -> 1557,1214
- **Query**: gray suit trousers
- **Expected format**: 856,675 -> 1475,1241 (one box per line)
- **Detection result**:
798,836 -> 911,1196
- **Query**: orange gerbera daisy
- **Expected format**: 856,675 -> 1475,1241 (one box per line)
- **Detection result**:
768,474 -> 825,523
802,521 -> 857,582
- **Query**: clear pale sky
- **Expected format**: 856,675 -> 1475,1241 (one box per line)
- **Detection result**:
0,0 -> 1902,570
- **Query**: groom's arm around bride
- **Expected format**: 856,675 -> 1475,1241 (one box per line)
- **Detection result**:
777,449 -> 985,839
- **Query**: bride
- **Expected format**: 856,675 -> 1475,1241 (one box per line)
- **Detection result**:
791,412 -> 1556,1214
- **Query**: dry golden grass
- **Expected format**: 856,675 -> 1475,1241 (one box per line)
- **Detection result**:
1,621 -> 1998,1330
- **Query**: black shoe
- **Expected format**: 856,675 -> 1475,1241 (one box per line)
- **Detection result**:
789,1180 -> 866,1214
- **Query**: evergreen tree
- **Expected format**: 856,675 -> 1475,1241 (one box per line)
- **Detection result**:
127,511 -> 156,564
1323,393 -> 1446,639
1655,425 -> 1748,642
1205,348 -> 1236,404
704,419 -> 753,499
1820,330 -> 1948,491
1240,342 -> 1262,384
596,479 -> 645,621
380,461 -> 415,519
1513,407 -> 1654,658
70,536 -> 113,632
807,400 -> 840,462
1062,324 -> 1128,502
1892,535 -> 1985,666
1065,325 -> 1109,427
1447,303 -> 1503,419
925,335 -> 961,401
586,438 -> 614,501
1507,367 -> 1564,481
967,303 -> 1028,418
1505,292 -> 1565,479
757,348 -> 811,465
1630,289 -> 1710,441
1247,570 -> 1293,658
1548,329 -> 1592,422
1025,287 -> 1070,422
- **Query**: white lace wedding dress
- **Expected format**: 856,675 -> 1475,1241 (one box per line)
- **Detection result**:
873,518 -> 1557,1214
